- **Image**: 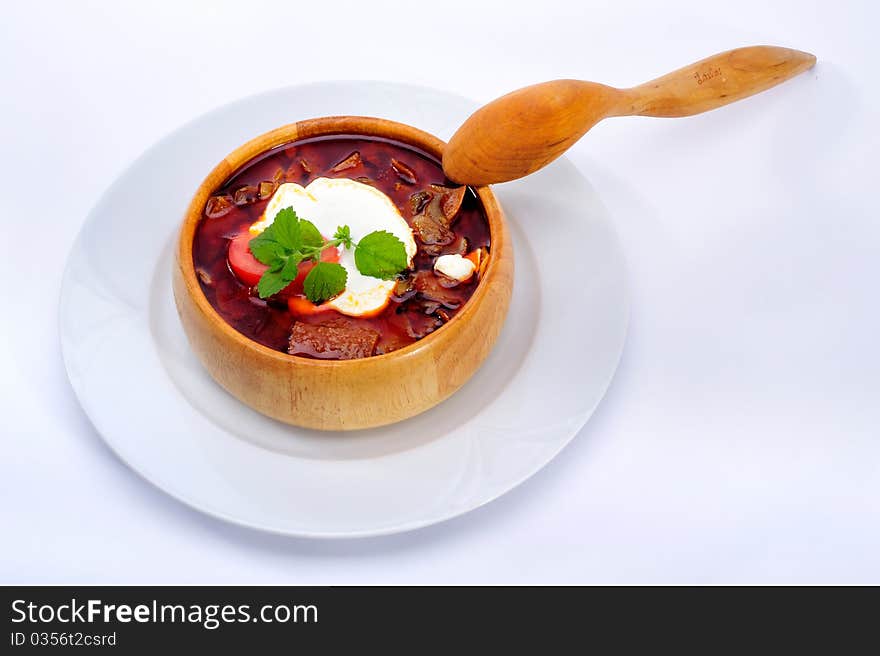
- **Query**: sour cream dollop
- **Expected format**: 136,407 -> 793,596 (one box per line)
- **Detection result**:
433,253 -> 476,282
250,178 -> 417,317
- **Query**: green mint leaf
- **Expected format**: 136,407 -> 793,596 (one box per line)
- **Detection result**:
254,253 -> 303,299
303,262 -> 347,304
245,206 -> 340,300
271,207 -> 303,251
299,219 -> 324,249
249,207 -> 308,266
354,230 -> 408,279
256,268 -> 291,298
280,252 -> 304,279
248,232 -> 286,265
333,225 -> 353,249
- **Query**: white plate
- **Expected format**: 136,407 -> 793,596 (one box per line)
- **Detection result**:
60,81 -> 629,538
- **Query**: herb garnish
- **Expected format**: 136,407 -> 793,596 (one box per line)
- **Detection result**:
248,207 -> 408,303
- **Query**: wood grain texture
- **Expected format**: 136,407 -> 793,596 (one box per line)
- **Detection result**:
443,45 -> 816,185
618,45 -> 817,117
173,117 -> 513,431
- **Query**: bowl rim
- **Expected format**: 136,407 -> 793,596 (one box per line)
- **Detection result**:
176,115 -> 508,367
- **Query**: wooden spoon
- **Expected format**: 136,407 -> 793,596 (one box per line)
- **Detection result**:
443,46 -> 816,185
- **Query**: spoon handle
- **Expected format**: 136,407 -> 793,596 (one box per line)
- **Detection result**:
613,46 -> 816,118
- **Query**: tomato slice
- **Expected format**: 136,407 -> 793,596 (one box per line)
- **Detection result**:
228,229 -> 340,296
228,231 -> 267,287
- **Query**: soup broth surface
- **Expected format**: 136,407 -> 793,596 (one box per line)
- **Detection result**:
192,136 -> 491,359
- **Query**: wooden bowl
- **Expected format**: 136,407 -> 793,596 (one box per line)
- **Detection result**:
172,116 -> 513,430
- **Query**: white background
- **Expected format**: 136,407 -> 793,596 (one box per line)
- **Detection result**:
2,0 -> 878,583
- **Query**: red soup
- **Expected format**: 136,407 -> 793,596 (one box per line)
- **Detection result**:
192,136 -> 491,360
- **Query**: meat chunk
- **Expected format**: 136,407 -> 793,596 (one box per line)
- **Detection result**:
391,158 -> 418,184
412,213 -> 455,247
411,270 -> 469,309
195,267 -> 214,286
233,185 -> 260,205
440,234 -> 468,256
288,319 -> 379,360
431,184 -> 467,223
205,194 -> 234,218
410,185 -> 468,256
330,151 -> 362,172
409,190 -> 432,215
258,180 -> 277,199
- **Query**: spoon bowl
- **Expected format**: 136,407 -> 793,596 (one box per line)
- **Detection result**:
443,46 -> 817,185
